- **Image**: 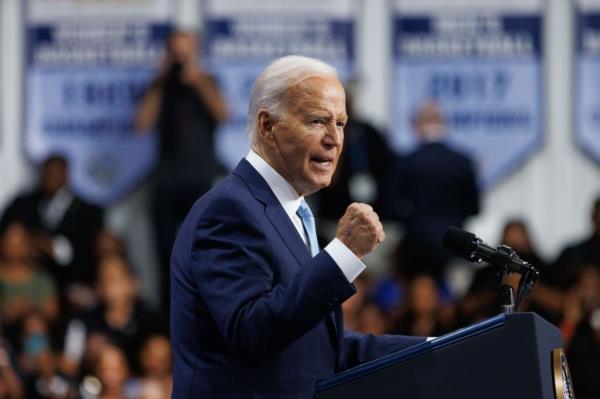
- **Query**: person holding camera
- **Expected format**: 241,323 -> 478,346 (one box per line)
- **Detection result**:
135,30 -> 229,312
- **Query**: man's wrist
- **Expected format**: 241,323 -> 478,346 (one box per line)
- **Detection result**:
324,238 -> 366,282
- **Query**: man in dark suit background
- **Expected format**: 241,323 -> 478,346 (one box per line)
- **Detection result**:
135,31 -> 229,313
392,102 -> 480,278
0,154 -> 104,317
170,56 -> 423,398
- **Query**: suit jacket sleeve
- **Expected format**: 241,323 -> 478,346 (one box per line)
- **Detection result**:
339,330 -> 425,371
189,196 -> 356,364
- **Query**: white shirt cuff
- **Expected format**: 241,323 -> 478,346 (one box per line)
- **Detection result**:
324,238 -> 366,282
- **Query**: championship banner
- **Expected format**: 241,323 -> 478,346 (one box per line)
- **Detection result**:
203,0 -> 357,170
391,0 -> 543,188
576,0 -> 600,163
24,0 -> 173,204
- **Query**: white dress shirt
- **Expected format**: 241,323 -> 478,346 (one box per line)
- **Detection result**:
246,150 -> 365,282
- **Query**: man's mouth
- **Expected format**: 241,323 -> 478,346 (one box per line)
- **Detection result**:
310,156 -> 333,169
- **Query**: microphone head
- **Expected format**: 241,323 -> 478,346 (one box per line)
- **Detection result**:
442,226 -> 477,258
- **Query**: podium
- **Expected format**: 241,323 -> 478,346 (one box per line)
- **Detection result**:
315,313 -> 568,399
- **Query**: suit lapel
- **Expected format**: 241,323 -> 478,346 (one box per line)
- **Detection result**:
233,159 -> 343,344
233,160 -> 311,266
264,206 -> 312,266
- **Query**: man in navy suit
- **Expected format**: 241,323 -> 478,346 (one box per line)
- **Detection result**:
170,55 -> 424,398
392,102 -> 479,278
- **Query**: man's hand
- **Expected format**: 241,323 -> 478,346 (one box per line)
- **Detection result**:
180,61 -> 203,86
336,203 -> 385,259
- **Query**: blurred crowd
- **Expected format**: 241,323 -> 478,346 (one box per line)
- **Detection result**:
0,31 -> 597,398
0,157 -> 170,398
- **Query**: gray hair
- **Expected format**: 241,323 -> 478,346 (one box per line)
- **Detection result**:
247,55 -> 338,146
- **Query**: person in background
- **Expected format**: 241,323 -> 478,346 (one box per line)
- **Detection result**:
62,254 -> 166,378
551,196 -> 600,289
93,229 -> 125,262
0,155 -> 103,315
69,333 -> 110,383
66,229 -> 129,313
341,273 -> 372,332
138,334 -> 172,399
18,311 -> 73,399
501,219 -> 547,268
357,300 -> 392,335
0,222 -> 58,343
91,344 -> 138,399
369,245 -> 411,319
0,327 -> 23,399
559,264 -> 600,399
502,220 -> 564,323
134,30 -> 229,312
341,272 -> 395,335
391,101 -> 479,279
392,274 -> 450,337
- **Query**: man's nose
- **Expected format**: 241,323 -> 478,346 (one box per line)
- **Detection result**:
322,124 -> 343,147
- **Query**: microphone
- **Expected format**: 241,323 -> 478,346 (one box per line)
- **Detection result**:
442,226 -> 532,274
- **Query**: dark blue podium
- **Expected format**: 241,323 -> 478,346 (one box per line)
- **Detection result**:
315,313 -> 565,399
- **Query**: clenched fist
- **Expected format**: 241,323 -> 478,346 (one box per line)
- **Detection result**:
336,203 -> 385,259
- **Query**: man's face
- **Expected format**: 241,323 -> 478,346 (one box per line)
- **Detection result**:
41,159 -> 67,196
265,75 -> 346,196
167,33 -> 197,65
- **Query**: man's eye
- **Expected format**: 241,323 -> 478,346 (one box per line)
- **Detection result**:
311,119 -> 324,125
337,122 -> 346,128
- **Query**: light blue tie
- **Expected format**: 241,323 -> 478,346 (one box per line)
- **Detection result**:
296,200 -> 319,257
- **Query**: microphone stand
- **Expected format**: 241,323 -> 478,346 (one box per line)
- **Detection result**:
514,265 -> 539,311
486,245 -> 539,313
500,284 -> 515,314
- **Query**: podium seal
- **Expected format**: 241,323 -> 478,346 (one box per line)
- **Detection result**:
552,348 -> 575,399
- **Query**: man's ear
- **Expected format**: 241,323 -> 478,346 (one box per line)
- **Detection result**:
257,110 -> 276,144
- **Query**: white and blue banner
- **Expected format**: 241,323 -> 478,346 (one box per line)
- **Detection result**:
203,0 -> 357,170
24,0 -> 173,204
576,0 -> 600,163
391,0 -> 544,188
